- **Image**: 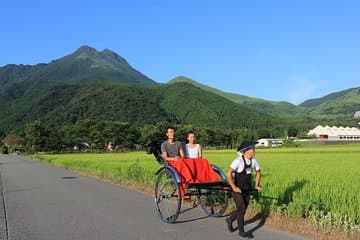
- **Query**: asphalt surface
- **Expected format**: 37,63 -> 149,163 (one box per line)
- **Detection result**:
0,155 -> 312,240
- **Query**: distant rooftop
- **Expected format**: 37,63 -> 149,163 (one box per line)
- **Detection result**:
308,125 -> 360,137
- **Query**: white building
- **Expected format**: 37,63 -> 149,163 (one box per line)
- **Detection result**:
354,111 -> 360,119
257,138 -> 284,147
308,125 -> 360,141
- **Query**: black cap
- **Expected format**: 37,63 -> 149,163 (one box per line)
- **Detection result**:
237,141 -> 258,153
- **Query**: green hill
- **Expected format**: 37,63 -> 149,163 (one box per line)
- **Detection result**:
168,76 -> 307,118
157,82 -> 282,129
0,84 -> 173,131
0,46 -> 156,104
0,82 -> 285,131
301,87 -> 360,120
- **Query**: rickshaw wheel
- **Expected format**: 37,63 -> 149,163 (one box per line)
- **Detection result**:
154,168 -> 181,223
199,170 -> 229,217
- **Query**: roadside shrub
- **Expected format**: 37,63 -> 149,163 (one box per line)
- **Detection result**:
2,147 -> 8,154
282,139 -> 299,148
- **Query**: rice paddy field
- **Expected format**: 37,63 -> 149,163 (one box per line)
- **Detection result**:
32,143 -> 360,233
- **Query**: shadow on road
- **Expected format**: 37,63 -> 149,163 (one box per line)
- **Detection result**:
244,179 -> 308,237
169,179 -> 308,229
174,202 -> 211,223
61,176 -> 78,179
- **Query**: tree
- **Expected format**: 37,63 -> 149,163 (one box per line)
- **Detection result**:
256,128 -> 271,139
25,121 -> 49,152
47,128 -> 67,152
4,133 -> 24,152
0,130 -> 5,141
287,127 -> 299,138
139,122 -> 169,145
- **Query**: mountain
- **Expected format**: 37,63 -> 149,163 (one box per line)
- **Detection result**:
0,84 -> 173,131
168,77 -> 360,122
0,81 -> 285,132
0,45 -> 358,133
0,45 -> 156,104
168,76 -> 307,118
300,87 -> 360,119
158,82 -> 282,129
300,87 -> 360,107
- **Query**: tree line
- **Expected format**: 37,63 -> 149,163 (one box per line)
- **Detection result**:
1,119 -> 307,154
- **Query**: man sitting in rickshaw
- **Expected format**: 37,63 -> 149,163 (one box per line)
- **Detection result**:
161,126 -> 185,161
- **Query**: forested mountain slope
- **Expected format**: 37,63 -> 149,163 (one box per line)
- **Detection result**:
0,84 -> 172,131
168,76 -> 307,118
301,87 -> 360,119
0,82 -> 284,131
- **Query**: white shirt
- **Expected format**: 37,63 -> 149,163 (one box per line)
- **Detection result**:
185,144 -> 200,158
230,155 -> 260,172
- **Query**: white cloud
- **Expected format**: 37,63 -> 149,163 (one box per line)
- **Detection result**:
286,76 -> 316,104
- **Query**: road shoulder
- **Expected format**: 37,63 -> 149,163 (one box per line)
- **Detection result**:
0,161 -> 8,240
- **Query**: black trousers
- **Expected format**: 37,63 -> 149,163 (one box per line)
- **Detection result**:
229,192 -> 250,233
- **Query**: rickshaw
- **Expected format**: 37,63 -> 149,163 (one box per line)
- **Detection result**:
146,141 -> 231,223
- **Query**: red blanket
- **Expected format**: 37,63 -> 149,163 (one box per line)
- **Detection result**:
167,158 -> 220,197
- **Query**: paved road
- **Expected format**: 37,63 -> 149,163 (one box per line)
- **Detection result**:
0,155 -> 311,240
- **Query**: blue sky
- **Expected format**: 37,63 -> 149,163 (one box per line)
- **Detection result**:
1,1 -> 359,104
